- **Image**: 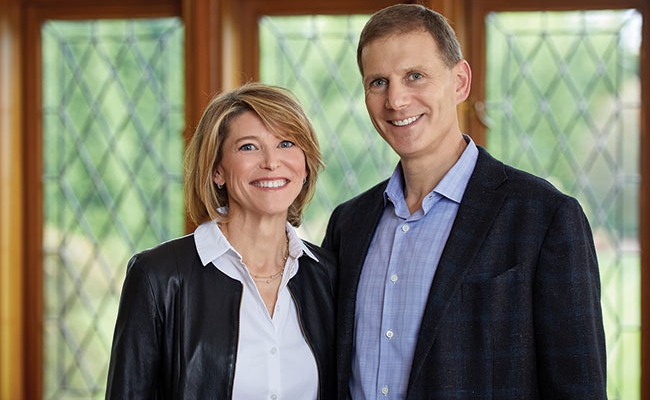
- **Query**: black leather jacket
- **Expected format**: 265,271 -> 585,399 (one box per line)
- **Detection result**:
105,234 -> 337,399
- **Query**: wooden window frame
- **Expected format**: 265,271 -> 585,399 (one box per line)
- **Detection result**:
1,0 -> 647,398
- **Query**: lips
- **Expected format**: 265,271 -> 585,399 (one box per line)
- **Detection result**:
252,179 -> 289,188
390,115 -> 421,126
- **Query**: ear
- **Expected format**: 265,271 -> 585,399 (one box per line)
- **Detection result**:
212,167 -> 224,186
454,59 -> 472,104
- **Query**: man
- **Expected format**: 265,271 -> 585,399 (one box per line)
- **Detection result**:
322,4 -> 607,399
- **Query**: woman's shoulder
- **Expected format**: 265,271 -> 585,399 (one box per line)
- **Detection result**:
127,234 -> 199,277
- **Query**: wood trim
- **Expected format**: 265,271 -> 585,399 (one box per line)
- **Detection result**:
0,0 -> 25,398
466,0 -> 488,147
183,0 -> 222,112
23,5 -> 44,398
182,0 -> 222,234
640,3 -> 650,399
24,0 -> 178,6
23,3 -> 180,19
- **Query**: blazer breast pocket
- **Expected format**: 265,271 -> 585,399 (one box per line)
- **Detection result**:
461,263 -> 530,304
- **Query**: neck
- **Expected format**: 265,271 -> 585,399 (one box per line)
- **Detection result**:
219,218 -> 289,272
400,134 -> 467,213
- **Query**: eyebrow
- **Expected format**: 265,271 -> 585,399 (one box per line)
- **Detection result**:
232,135 -> 260,143
364,64 -> 430,84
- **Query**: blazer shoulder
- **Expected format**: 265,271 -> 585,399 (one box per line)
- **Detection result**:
302,240 -> 334,262
301,241 -> 337,274
296,240 -> 338,295
475,146 -> 573,203
331,179 -> 388,215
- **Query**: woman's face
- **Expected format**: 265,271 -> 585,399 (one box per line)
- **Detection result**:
213,110 -> 308,221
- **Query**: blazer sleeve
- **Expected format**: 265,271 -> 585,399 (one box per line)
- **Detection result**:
105,255 -> 163,400
534,196 -> 607,398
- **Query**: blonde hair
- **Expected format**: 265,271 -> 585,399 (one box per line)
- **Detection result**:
184,82 -> 323,227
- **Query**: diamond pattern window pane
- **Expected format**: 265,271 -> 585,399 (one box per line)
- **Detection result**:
259,15 -> 398,243
484,10 -> 641,400
41,18 -> 185,399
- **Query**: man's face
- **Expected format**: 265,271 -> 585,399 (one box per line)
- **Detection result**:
360,30 -> 470,162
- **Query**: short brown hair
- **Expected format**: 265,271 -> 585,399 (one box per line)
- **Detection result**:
184,82 -> 323,227
357,4 -> 463,75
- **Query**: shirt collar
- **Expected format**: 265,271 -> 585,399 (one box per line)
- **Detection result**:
194,219 -> 318,267
384,134 -> 479,207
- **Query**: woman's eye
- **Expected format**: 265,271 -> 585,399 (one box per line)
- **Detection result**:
279,140 -> 295,148
239,143 -> 256,151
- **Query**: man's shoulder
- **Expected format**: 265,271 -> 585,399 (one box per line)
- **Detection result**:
475,146 -> 570,201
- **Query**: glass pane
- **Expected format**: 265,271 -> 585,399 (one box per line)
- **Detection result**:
259,15 -> 398,243
41,18 -> 185,399
484,10 -> 641,400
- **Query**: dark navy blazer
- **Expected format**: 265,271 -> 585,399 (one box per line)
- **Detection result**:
323,147 -> 607,400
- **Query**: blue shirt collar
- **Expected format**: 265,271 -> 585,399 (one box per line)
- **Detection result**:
384,134 -> 479,212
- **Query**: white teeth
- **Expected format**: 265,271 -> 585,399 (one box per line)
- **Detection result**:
392,115 -> 420,126
254,179 -> 287,188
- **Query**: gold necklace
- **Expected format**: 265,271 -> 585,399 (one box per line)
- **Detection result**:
252,266 -> 285,284
251,237 -> 289,284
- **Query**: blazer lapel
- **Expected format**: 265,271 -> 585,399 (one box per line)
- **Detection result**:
407,148 -> 508,391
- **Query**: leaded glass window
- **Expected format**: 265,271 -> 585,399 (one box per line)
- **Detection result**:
484,10 -> 641,400
41,18 -> 185,399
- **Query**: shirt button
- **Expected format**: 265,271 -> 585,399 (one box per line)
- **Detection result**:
385,330 -> 394,339
270,347 -> 277,355
390,274 -> 398,283
270,394 -> 278,400
381,385 -> 389,395
401,224 -> 409,232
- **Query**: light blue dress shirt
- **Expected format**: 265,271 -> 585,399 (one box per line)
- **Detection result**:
350,136 -> 478,400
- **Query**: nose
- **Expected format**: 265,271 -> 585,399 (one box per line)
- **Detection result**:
261,148 -> 280,170
386,82 -> 409,110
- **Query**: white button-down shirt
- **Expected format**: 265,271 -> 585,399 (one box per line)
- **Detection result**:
194,220 -> 319,400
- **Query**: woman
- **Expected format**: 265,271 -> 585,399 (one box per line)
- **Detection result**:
105,82 -> 336,399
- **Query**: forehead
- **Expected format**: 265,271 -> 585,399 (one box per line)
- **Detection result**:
225,111 -> 270,138
225,110 -> 295,144
361,31 -> 443,76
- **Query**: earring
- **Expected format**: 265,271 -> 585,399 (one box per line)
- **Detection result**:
217,183 -> 223,189
303,178 -> 307,185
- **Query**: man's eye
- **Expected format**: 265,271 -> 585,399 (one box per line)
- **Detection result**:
408,72 -> 423,80
279,140 -> 295,148
370,78 -> 387,88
